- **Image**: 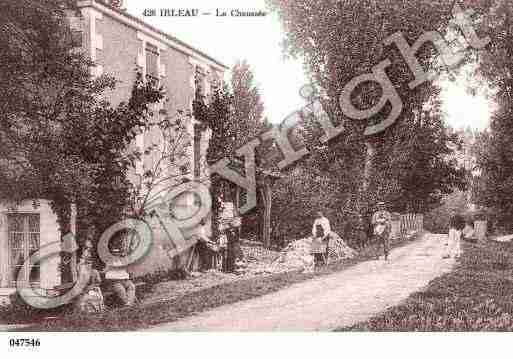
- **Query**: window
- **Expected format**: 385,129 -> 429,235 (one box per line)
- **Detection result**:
71,30 -> 83,48
7,214 -> 40,287
145,43 -> 159,82
195,67 -> 206,101
67,15 -> 82,49
211,74 -> 221,95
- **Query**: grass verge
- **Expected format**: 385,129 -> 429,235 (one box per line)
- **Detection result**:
339,239 -> 513,331
7,233 -> 421,331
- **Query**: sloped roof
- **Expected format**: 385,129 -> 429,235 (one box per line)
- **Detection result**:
80,0 -> 229,70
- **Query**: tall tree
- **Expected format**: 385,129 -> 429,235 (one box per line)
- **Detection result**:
230,60 -> 265,148
267,0 -> 467,219
195,61 -> 267,243
231,60 -> 280,246
371,98 -> 467,213
193,87 -> 235,241
473,0 -> 513,230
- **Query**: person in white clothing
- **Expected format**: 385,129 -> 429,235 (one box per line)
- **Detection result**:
312,211 -> 331,238
444,215 -> 463,259
372,202 -> 392,260
445,227 -> 462,259
311,211 -> 331,267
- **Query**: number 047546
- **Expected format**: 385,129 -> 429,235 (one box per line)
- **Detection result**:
9,338 -> 40,347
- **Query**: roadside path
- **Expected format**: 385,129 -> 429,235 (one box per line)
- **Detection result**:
147,233 -> 454,331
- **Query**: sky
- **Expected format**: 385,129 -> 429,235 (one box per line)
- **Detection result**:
440,77 -> 492,132
125,0 -> 492,131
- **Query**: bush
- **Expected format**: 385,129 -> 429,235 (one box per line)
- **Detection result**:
424,191 -> 468,233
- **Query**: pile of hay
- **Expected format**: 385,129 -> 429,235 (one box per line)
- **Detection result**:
326,232 -> 358,261
241,244 -> 281,263
243,232 -> 356,274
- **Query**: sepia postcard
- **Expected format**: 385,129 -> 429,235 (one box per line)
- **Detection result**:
1,0 -> 512,356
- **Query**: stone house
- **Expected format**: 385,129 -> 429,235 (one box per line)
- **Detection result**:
0,0 -> 227,300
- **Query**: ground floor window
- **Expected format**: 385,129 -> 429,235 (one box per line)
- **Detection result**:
7,213 -> 40,287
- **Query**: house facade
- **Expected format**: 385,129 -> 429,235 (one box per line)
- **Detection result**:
0,0 -> 226,300
0,200 -> 61,302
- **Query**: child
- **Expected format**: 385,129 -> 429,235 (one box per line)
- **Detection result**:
311,223 -> 327,268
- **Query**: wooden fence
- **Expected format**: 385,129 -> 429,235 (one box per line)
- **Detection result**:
390,213 -> 424,239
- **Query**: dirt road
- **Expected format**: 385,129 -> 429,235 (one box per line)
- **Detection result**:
147,233 -> 455,331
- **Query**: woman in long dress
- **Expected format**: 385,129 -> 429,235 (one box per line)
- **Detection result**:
444,215 -> 463,259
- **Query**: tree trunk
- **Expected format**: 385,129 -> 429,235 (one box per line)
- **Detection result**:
262,180 -> 272,249
235,185 -> 241,216
362,141 -> 376,194
357,140 -> 376,216
257,186 -> 265,243
70,203 -> 78,282
209,176 -> 223,242
235,184 -> 242,244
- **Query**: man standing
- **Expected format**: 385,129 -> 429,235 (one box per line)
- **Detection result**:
224,217 -> 241,273
311,211 -> 331,267
356,215 -> 368,249
218,199 -> 242,273
196,219 -> 218,271
372,201 -> 392,260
